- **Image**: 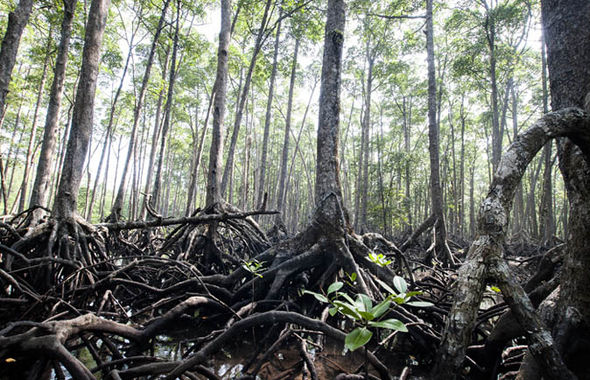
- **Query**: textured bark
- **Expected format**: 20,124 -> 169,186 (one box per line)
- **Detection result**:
0,0 -> 33,116
434,108 -> 590,379
206,0 -> 231,206
315,0 -> 345,203
53,0 -> 110,219
542,2 -> 590,377
108,0 -> 171,220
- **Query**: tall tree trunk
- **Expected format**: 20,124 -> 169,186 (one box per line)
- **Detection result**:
206,0 -> 231,206
359,47 -> 373,232
484,1 -> 502,173
110,0 -> 171,220
139,48 -> 170,219
86,31 -> 134,220
256,13 -> 281,210
276,37 -> 299,221
17,30 -> 51,213
151,0 -> 181,212
315,0 -> 344,202
221,0 -> 273,196
426,0 -> 453,265
0,0 -> 34,118
53,0 -> 110,219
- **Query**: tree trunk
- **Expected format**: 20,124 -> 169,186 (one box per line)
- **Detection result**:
315,0 -> 345,203
0,0 -> 34,116
426,0 -> 453,265
17,30 -> 51,213
53,0 -> 110,219
151,0 -> 181,212
276,37 -> 299,220
434,107 -> 589,380
110,0 -> 171,220
206,0 -> 231,206
542,1 -> 590,378
256,10 -> 281,211
359,47 -> 373,232
539,33 -> 554,244
221,0 -> 273,196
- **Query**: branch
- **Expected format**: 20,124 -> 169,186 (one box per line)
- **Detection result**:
97,209 -> 279,231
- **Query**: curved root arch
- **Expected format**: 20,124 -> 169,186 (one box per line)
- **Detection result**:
434,107 -> 590,379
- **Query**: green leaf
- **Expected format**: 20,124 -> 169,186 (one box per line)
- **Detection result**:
406,301 -> 434,307
345,327 -> 373,351
368,318 -> 408,332
356,293 -> 373,312
329,307 -> 338,316
489,286 -> 501,293
348,272 -> 357,282
393,276 -> 407,294
371,300 -> 391,319
374,277 -> 396,295
327,281 -> 344,295
333,300 -> 362,320
303,290 -> 328,303
358,310 -> 375,321
340,292 -> 356,306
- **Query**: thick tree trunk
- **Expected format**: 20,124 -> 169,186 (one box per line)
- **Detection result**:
206,0 -> 231,206
539,33 -> 554,244
542,2 -> 590,378
315,0 -> 345,203
433,107 -> 590,379
0,0 -> 34,117
53,0 -> 110,219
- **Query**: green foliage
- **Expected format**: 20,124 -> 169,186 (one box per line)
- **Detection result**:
303,275 -> 431,352
241,259 -> 265,278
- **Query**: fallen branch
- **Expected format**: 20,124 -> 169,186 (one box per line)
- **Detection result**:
97,209 -> 279,231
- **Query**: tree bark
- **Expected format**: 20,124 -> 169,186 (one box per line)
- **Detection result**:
53,0 -> 110,219
433,107 -> 590,379
315,0 -> 345,203
542,1 -> 590,377
206,0 -> 231,206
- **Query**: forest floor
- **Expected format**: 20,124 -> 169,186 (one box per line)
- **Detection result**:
0,207 -> 557,380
